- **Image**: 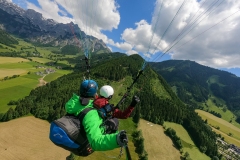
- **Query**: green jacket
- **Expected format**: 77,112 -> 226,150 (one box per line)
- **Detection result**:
65,93 -> 119,151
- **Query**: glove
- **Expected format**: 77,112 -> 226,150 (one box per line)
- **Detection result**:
130,95 -> 140,107
116,130 -> 128,147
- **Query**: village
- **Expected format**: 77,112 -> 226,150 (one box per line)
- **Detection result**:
217,138 -> 240,160
34,65 -> 62,76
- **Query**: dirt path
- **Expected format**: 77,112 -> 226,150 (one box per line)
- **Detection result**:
37,75 -> 47,87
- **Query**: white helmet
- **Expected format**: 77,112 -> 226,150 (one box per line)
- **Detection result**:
100,85 -> 114,99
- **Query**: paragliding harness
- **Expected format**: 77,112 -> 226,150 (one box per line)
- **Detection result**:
49,108 -> 94,156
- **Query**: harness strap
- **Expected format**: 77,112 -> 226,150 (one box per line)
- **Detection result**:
78,107 -> 95,122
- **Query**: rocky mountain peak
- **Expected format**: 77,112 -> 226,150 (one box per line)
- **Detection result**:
0,0 -> 111,53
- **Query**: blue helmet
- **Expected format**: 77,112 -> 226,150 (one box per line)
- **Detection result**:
80,80 -> 98,97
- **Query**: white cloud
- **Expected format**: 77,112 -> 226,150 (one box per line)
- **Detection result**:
126,50 -> 138,55
54,0 -> 120,42
160,0 -> 240,69
116,0 -> 240,69
110,19 -> 166,59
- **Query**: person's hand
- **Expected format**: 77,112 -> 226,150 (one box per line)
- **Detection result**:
116,130 -> 128,147
130,95 -> 140,107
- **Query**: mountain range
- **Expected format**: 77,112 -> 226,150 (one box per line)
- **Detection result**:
151,60 -> 240,119
0,0 -> 110,53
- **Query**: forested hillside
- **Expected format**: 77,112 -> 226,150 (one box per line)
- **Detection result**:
0,55 -> 218,158
151,60 -> 240,114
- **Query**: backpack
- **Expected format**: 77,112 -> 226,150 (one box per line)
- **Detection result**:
49,108 -> 94,156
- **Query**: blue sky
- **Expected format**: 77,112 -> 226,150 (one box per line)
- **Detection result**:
10,0 -> 240,77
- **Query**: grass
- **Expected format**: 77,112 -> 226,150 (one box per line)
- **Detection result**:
44,72 -> 66,82
0,57 -> 29,64
211,127 -> 240,147
0,116 -> 70,160
30,57 -> 53,63
196,110 -> 240,143
151,79 -> 171,99
0,77 -> 39,113
164,122 -> 211,160
0,69 -> 27,78
0,61 -> 37,69
139,119 -> 182,160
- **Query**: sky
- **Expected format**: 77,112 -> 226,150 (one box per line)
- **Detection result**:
9,0 -> 240,77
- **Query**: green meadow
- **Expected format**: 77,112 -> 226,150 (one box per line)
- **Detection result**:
0,76 -> 39,113
44,70 -> 71,82
164,122 -> 210,160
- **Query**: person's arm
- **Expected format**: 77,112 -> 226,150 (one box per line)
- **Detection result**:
112,95 -> 140,119
112,106 -> 135,119
82,109 -> 119,151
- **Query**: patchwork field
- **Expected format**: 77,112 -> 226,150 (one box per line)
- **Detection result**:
0,116 -> 70,160
196,109 -> 240,146
0,57 -> 72,113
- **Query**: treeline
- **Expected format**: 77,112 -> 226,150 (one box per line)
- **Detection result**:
132,130 -> 148,160
0,55 -> 218,158
164,128 -> 182,149
208,110 -> 222,118
1,75 -> 20,81
236,117 -> 240,124
132,107 -> 148,160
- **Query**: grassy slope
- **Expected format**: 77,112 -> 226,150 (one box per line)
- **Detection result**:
164,122 -> 210,160
196,110 -> 240,147
0,116 -> 70,160
205,76 -> 240,128
139,119 -> 181,160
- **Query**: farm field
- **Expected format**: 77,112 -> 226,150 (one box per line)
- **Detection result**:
139,119 -> 181,160
0,57 -> 72,113
0,57 -> 29,64
196,110 -> 240,144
